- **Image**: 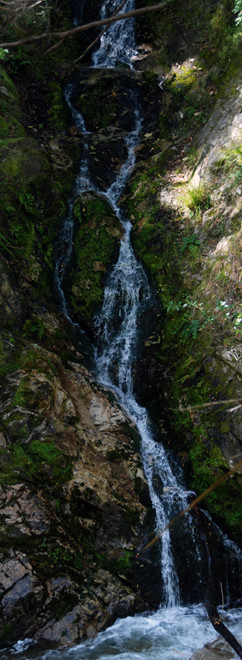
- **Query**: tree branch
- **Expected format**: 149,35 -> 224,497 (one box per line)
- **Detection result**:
144,459 -> 242,550
62,0 -> 127,76
175,398 -> 242,412
0,0 -> 176,49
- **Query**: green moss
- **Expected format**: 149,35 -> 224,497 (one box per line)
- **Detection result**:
95,550 -> 131,575
0,64 -> 19,105
74,79 -> 120,131
47,80 -> 69,132
0,439 -> 72,486
0,623 -> 15,643
69,195 -> 121,320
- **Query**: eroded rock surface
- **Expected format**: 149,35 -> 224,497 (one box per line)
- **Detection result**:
0,334 -> 157,647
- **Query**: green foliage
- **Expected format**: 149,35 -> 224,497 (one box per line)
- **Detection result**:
165,296 -> 215,339
47,545 -> 72,566
190,441 -> 227,493
180,234 -> 200,253
95,550 -> 131,574
233,0 -> 242,24
9,48 -> 33,73
23,317 -> 46,342
0,48 -> 9,61
190,439 -> 242,540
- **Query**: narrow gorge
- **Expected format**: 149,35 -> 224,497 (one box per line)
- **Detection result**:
0,0 -> 241,658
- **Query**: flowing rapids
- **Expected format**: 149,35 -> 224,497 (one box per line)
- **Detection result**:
16,1 -> 241,658
10,606 -> 242,660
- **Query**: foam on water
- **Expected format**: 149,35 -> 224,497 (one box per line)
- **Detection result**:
9,606 -> 242,659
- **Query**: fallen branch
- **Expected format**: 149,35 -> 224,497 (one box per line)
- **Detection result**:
0,0 -> 176,48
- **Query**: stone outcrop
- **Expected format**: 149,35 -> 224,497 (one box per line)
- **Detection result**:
0,304 -> 159,647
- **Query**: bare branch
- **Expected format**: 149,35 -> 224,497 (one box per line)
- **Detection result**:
175,398 -> 242,412
0,0 -> 175,49
46,38 -> 64,54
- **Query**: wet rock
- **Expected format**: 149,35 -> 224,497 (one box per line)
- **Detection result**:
0,485 -> 50,538
190,637 -> 237,659
0,552 -> 44,642
0,259 -> 25,327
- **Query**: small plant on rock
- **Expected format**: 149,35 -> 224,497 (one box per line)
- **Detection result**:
180,183 -> 211,212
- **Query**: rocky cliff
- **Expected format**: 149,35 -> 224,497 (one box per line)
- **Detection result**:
0,0 -> 241,653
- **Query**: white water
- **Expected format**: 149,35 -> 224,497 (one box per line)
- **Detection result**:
92,0 -> 136,69
43,1 -> 242,658
8,607 -> 242,659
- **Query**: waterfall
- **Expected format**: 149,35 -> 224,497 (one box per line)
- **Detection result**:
92,0 -> 136,69
53,0 -> 242,610
47,1 -> 242,657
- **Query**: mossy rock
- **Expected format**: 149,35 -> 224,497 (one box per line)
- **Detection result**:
70,67 -> 136,133
0,65 -> 21,119
0,258 -> 25,328
0,137 -> 49,179
0,114 -> 25,140
68,193 -> 122,322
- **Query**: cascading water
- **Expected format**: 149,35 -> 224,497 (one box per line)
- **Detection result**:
17,1 -> 241,658
92,0 -> 136,68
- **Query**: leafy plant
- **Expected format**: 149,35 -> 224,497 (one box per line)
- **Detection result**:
23,317 -> 46,342
181,234 -> 200,253
18,191 -> 35,212
0,48 -> 9,61
233,0 -> 242,25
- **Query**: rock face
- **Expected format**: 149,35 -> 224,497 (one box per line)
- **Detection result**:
191,79 -> 242,187
0,312 -> 159,647
0,259 -> 25,327
0,0 -> 241,652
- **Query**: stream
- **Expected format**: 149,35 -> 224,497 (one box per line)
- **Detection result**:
16,0 -> 242,657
